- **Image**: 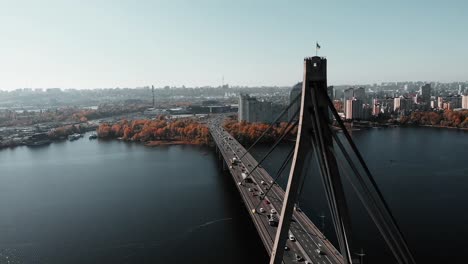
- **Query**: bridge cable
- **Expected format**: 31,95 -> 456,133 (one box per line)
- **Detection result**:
241,108 -> 299,182
331,134 -> 410,264
319,86 -> 416,264
253,144 -> 296,211
306,84 -> 353,263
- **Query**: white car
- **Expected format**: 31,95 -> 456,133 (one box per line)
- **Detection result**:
261,181 -> 266,185
315,248 -> 326,255
270,208 -> 277,214
259,207 -> 265,213
289,234 -> 296,241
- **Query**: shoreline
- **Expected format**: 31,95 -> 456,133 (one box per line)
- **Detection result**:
144,140 -> 203,147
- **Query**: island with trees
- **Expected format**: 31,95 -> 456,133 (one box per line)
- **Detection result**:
96,116 -> 211,146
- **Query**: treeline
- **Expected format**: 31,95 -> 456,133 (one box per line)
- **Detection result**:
0,104 -> 146,127
223,119 -> 297,144
399,110 -> 468,128
96,116 -> 211,145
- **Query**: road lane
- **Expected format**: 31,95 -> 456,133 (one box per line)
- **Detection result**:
208,117 -> 344,264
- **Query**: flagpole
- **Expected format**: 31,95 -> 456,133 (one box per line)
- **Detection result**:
315,41 -> 318,56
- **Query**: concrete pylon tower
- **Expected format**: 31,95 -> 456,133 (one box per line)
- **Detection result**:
270,56 -> 352,264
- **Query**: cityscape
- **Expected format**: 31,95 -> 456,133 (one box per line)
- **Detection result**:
0,1 -> 467,264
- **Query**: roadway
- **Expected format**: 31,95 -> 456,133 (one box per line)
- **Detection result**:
208,116 -> 344,264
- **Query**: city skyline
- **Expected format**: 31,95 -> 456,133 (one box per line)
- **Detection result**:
1,0 -> 467,90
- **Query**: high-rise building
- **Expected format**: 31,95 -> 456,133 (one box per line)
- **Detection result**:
238,94 -> 273,123
354,87 -> 366,100
437,97 -> 444,109
343,88 -> 354,114
380,98 -> 395,114
462,95 -> 468,109
372,99 -> 381,116
394,96 -> 413,114
345,98 -> 363,120
289,83 -> 302,121
420,84 -> 431,107
447,96 -> 462,109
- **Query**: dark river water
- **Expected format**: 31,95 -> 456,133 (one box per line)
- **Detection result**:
0,127 -> 467,264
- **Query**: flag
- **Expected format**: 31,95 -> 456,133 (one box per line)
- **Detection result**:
316,42 -> 321,49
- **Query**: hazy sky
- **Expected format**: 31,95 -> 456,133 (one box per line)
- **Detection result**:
0,0 -> 467,89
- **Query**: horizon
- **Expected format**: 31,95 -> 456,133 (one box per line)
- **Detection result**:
1,1 -> 467,89
0,79 -> 467,92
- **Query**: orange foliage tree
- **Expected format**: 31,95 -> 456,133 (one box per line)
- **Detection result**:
223,119 -> 297,144
96,116 -> 211,145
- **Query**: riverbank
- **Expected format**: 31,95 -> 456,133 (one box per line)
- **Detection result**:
144,140 -> 200,147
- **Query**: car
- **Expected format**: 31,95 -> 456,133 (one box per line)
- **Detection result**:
268,214 -> 279,226
284,246 -> 289,251
248,188 -> 253,192
295,254 -> 303,261
261,180 -> 266,185
289,233 -> 296,241
248,164 -> 252,167
270,208 -> 277,214
259,207 -> 265,213
265,200 -> 270,205
315,249 -> 325,255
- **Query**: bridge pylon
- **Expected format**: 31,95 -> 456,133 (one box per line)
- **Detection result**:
269,56 -> 353,264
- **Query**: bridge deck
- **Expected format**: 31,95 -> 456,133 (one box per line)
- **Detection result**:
209,117 -> 344,264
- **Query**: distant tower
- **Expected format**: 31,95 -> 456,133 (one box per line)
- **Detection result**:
152,85 -> 155,108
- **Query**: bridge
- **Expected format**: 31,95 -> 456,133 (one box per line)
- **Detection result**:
209,118 -> 344,264
207,56 -> 416,264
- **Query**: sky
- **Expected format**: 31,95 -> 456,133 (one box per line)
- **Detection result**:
0,0 -> 467,89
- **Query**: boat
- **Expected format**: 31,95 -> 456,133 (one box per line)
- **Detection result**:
68,133 -> 81,141
89,134 -> 98,140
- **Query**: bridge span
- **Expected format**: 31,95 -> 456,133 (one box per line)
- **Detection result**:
208,116 -> 344,264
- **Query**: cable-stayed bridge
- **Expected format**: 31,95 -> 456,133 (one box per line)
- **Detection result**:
208,56 -> 416,264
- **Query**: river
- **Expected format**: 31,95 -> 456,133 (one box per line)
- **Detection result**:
0,127 -> 466,264
253,127 -> 468,264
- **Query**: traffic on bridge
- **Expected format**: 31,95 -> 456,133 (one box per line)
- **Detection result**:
208,116 -> 344,264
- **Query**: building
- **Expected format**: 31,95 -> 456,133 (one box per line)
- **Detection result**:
238,94 -> 273,123
463,95 -> 468,109
343,88 -> 354,114
420,84 -> 431,107
354,87 -> 366,100
394,96 -> 413,114
437,97 -> 444,109
289,83 -> 302,121
447,96 -> 462,109
372,99 -> 381,116
345,98 -> 363,120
